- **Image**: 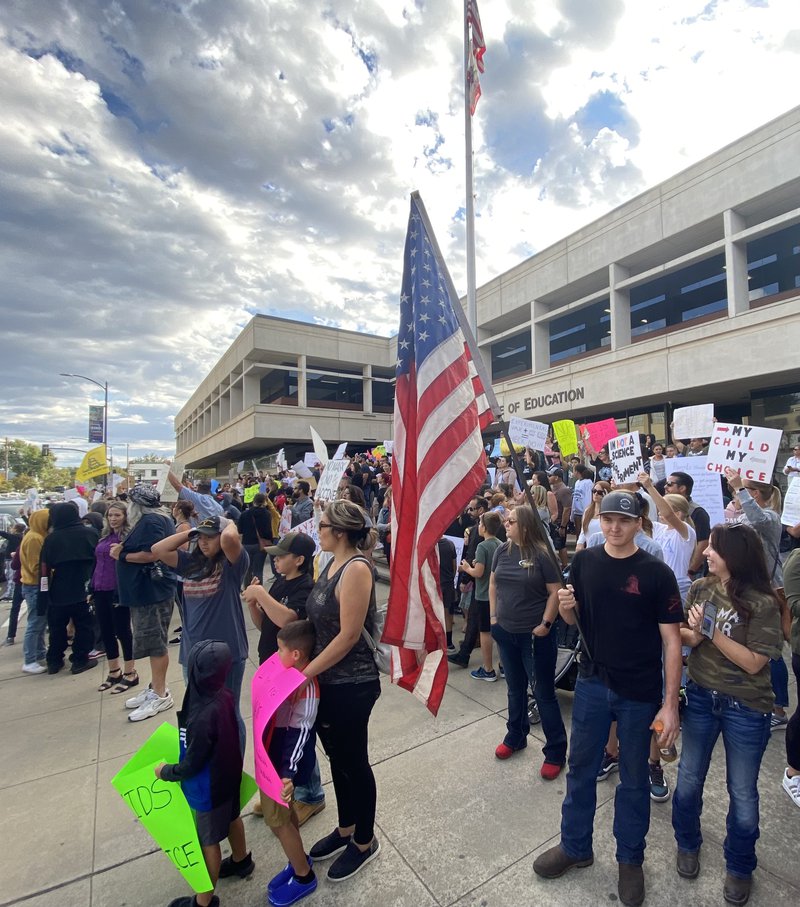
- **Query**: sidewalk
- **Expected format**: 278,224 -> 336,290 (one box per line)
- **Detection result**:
1,590 -> 798,907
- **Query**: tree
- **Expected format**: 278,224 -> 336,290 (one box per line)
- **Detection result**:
3,439 -> 49,479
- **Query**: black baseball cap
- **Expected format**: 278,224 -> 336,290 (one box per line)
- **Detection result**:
196,516 -> 223,535
599,491 -> 642,518
265,532 -> 316,560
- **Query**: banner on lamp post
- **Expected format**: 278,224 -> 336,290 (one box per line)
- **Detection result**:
88,405 -> 105,444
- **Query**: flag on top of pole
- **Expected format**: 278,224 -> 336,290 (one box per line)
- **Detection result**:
383,193 -> 498,715
466,0 -> 486,115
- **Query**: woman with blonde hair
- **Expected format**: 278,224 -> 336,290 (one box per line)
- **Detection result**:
577,480 -> 612,550
304,501 -> 382,882
93,501 -> 137,693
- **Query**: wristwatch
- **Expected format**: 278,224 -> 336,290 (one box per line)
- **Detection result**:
541,619 -> 552,629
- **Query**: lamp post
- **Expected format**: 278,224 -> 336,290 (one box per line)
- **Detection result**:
60,373 -> 109,486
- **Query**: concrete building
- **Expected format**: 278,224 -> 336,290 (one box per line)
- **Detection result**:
176,106 -> 800,471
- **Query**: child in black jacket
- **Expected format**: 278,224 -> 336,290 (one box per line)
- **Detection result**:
156,640 -> 253,907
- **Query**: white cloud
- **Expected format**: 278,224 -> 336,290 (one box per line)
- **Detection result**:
0,0 -> 797,458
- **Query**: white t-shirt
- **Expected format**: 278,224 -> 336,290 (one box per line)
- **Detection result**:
652,521 -> 696,600
571,478 -> 594,516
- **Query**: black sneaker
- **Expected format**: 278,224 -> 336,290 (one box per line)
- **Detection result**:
447,653 -> 469,668
597,749 -> 620,781
218,851 -> 255,878
327,839 -> 381,882
47,662 -> 64,675
70,659 -> 98,675
309,829 -> 352,862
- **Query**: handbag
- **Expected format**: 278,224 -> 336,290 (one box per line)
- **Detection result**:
360,606 -> 391,674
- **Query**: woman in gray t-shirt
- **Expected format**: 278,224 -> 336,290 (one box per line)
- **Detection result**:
490,505 -> 567,777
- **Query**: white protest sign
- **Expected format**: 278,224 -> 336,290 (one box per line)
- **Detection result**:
487,467 -> 496,487
292,517 -> 321,553
303,452 -> 321,469
664,457 -> 725,531
333,442 -> 348,460
608,432 -> 643,485
310,426 -> 329,466
64,487 -> 82,502
159,461 -> 182,503
444,535 -> 465,588
383,440 -> 393,455
315,459 -> 350,503
292,460 -> 314,478
236,461 -> 245,473
277,448 -> 287,470
673,404 -> 714,439
278,507 -> 293,537
781,478 -> 800,528
706,423 -> 783,482
508,417 -> 549,451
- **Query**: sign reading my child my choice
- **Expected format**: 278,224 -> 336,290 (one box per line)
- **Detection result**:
608,432 -> 643,485
706,423 -> 783,482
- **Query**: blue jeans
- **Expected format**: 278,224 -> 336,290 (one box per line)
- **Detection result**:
672,680 -> 771,878
295,757 -> 325,805
22,585 -> 47,665
183,656 -> 247,755
491,622 -> 567,763
770,655 -> 789,709
560,675 -> 658,865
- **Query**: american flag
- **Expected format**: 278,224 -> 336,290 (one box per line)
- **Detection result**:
384,194 -> 497,716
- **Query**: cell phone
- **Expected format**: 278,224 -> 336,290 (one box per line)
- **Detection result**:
700,601 -> 717,640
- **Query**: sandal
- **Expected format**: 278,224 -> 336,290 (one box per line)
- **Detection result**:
110,671 -> 139,694
98,669 -> 123,692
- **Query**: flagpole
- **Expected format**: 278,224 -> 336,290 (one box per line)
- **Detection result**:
464,1 -> 477,334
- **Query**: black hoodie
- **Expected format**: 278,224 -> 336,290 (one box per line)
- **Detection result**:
39,503 -> 98,607
160,640 -> 243,811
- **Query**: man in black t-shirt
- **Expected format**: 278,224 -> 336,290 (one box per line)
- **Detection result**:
534,491 -> 682,907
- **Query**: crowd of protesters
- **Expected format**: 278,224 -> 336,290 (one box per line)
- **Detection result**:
2,433 -> 799,907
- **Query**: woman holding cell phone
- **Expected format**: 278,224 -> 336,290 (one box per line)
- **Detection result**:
672,523 -> 783,907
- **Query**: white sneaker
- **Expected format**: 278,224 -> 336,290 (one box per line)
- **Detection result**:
127,688 -> 173,722
22,662 -> 46,674
783,769 -> 800,808
126,684 -> 154,709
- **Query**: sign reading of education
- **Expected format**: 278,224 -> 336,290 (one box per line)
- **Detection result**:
706,423 -> 783,482
608,432 -> 643,485
111,723 -> 257,894
508,417 -> 549,451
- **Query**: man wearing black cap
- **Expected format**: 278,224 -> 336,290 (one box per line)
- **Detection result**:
534,490 -> 683,907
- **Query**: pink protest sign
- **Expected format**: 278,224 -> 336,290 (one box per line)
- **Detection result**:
580,419 -> 619,455
251,653 -> 307,806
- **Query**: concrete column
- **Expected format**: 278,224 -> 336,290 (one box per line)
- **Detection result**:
210,400 -> 220,430
243,372 -> 259,409
298,355 -> 307,408
609,262 -> 631,351
363,364 -> 373,414
531,299 -> 550,373
724,208 -> 749,316
230,384 -> 243,418
219,392 -> 230,425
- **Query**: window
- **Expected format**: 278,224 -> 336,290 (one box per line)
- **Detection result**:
260,368 -> 298,405
306,372 -> 363,410
549,299 -> 609,366
747,223 -> 800,306
373,380 -> 395,413
491,330 -> 531,380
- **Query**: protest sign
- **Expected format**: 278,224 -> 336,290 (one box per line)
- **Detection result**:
112,724 -> 257,894
333,442 -> 348,460
664,457 -> 725,529
277,448 -> 287,470
292,461 -> 314,478
160,460 -> 184,501
706,423 -> 783,482
580,418 -> 619,454
292,518 -> 321,553
303,452 -> 321,469
489,439 -> 502,459
487,467 -> 496,487
673,404 -> 714,440
243,484 -> 258,504
444,535 -> 465,587
315,459 -> 349,503
310,426 -> 329,466
553,419 -> 579,457
608,433 -> 643,485
252,654 -> 307,806
278,507 -> 292,537
781,478 -> 800,528
383,440 -> 394,455
508,417 -> 549,451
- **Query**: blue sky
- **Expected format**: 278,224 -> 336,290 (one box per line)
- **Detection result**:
0,0 -> 798,464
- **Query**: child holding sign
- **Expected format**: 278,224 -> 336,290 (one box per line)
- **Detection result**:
260,620 -> 321,906
155,640 -> 253,907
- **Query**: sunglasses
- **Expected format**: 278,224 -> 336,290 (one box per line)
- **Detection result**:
505,518 -> 517,525
665,481 -> 678,487
593,489 -> 607,495
318,522 -> 334,530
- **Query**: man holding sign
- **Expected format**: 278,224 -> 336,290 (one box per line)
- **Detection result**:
154,640 -> 254,907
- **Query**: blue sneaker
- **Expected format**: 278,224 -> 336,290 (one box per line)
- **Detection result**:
268,873 -> 318,907
470,666 -> 497,682
268,858 -> 313,896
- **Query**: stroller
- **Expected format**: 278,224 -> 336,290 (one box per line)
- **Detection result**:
528,616 -> 581,721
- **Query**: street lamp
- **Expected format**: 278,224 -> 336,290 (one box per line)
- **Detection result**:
60,373 -> 109,484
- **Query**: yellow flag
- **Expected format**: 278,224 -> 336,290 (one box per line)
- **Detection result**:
552,420 -> 579,457
75,445 -> 108,483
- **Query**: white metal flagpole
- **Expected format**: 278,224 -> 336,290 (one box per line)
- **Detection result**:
464,0 -> 478,334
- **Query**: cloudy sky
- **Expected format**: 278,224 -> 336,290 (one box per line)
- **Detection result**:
1,0 -> 798,465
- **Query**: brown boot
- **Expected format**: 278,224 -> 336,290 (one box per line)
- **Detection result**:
618,863 -> 645,907
294,799 -> 326,827
533,844 -> 593,879
723,873 -> 751,906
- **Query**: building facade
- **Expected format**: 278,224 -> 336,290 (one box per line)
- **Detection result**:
176,107 -> 800,474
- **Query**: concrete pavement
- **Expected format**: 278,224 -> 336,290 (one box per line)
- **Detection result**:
1,589 -> 798,907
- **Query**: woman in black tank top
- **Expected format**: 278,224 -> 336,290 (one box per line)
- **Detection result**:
303,500 -> 382,882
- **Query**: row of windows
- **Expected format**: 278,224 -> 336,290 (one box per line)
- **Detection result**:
259,368 -> 394,412
489,222 -> 800,379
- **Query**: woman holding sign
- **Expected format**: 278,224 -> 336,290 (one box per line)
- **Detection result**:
303,500 -> 381,882
672,523 -> 782,906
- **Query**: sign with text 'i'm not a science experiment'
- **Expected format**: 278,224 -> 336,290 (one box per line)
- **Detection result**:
608,432 -> 643,485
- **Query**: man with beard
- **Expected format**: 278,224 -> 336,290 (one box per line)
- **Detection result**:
290,481 -> 314,528
111,484 -> 178,722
